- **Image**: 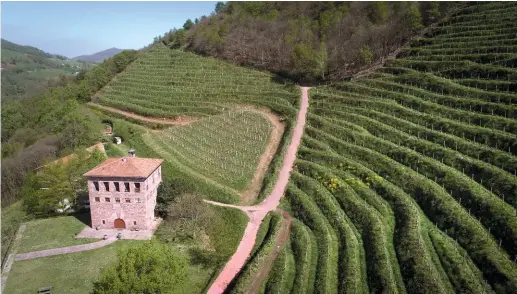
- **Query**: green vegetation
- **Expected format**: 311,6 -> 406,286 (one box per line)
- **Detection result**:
17,216 -> 97,254
262,2 -> 517,293
1,49 -> 138,209
4,241 -> 139,294
228,212 -> 283,293
157,2 -> 460,81
95,44 -> 298,119
145,110 -> 272,191
21,148 -> 106,217
92,240 -> 188,293
1,39 -> 93,100
1,201 -> 26,264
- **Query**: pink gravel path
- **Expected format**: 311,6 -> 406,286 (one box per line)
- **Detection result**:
14,238 -> 117,261
206,86 -> 310,294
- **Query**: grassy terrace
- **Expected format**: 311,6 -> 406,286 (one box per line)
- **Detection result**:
255,2 -> 517,293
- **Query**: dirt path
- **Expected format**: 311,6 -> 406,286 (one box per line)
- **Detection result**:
206,86 -> 309,294
87,102 -> 200,125
237,106 -> 285,205
14,238 -> 117,261
245,210 -> 292,294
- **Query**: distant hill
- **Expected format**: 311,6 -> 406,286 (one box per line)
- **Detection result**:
73,48 -> 125,63
1,39 -> 94,100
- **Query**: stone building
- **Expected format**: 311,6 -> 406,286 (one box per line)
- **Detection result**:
83,151 -> 163,230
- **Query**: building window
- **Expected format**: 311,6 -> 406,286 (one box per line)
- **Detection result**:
105,197 -> 110,202
136,198 -> 141,203
125,198 -> 131,203
115,197 -> 120,203
93,182 -> 99,191
103,182 -> 110,192
95,197 -> 100,202
152,176 -> 155,184
133,221 -> 137,225
102,220 -> 106,225
146,183 -> 148,190
114,182 -> 120,192
124,182 -> 130,192
135,183 -> 141,193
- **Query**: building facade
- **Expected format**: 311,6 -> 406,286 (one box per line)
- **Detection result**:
84,152 -> 163,230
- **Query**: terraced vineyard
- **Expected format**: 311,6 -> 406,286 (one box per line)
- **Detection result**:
93,43 -> 300,204
143,110 -> 272,191
95,44 -> 299,119
263,2 -> 517,294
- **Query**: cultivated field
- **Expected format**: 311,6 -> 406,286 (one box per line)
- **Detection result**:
256,2 -> 517,293
95,44 -> 299,119
144,110 -> 272,191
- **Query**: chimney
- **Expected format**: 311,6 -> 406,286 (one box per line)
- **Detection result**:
128,149 -> 136,158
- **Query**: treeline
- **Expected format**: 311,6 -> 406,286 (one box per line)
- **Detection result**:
156,1 -> 460,82
1,50 -> 139,207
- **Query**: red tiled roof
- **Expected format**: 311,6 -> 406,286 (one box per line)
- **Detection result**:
83,157 -> 163,178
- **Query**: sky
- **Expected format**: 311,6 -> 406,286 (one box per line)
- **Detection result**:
1,1 -> 218,58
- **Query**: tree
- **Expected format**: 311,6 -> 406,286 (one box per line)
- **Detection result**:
369,1 -> 389,24
215,2 -> 226,14
22,163 -> 74,217
359,45 -> 374,65
426,2 -> 441,22
407,5 -> 424,32
92,240 -> 187,294
183,19 -> 194,30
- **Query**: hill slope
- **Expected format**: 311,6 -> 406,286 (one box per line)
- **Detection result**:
1,39 -> 93,100
242,2 -> 517,293
72,48 -> 125,63
161,2 -> 460,82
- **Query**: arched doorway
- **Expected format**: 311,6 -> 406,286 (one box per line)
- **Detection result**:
114,218 -> 125,229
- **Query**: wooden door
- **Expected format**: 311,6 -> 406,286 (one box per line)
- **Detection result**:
114,218 -> 125,229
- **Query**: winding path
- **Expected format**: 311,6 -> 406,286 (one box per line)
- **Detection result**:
206,86 -> 310,294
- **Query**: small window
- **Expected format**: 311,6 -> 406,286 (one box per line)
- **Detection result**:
125,198 -> 131,203
102,220 -> 106,225
93,182 -> 99,191
105,197 -> 110,202
136,198 -> 141,203
133,221 -> 137,225
146,183 -> 148,190
95,197 -> 100,202
115,197 -> 120,203
124,182 -> 130,192
135,183 -> 141,193
103,182 -> 110,192
114,182 -> 120,192
152,176 -> 155,184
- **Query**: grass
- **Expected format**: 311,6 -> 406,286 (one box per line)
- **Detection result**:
4,241 -> 138,294
17,215 -> 98,254
5,202 -> 248,294
1,201 -> 27,263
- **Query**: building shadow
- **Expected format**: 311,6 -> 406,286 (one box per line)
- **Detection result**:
72,212 -> 92,228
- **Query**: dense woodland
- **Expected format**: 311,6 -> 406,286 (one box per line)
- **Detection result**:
158,1 -> 460,81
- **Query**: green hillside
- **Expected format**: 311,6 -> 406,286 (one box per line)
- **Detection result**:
248,2 -> 517,293
1,39 -> 94,100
